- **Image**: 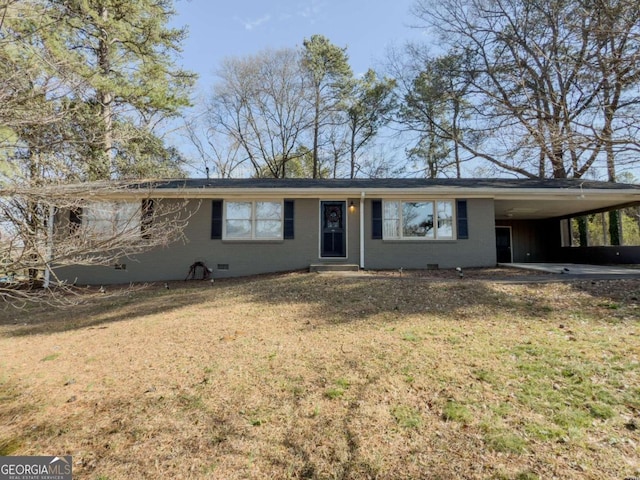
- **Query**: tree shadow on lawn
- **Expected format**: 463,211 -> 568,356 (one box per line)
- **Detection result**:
1,273 -> 637,337
0,281 -> 219,337
568,277 -> 640,305
224,274 -> 562,325
241,273 -> 640,327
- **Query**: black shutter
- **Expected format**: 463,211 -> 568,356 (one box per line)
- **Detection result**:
69,207 -> 82,234
284,200 -> 294,239
141,199 -> 154,239
211,200 -> 223,239
457,200 -> 468,239
372,200 -> 382,239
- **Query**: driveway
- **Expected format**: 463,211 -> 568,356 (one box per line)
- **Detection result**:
501,263 -> 640,278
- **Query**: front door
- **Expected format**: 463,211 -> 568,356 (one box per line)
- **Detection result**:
495,227 -> 513,263
321,201 -> 346,257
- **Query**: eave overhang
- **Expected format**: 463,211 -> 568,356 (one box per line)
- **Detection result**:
28,178 -> 640,221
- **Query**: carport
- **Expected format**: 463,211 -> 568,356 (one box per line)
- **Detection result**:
492,180 -> 640,265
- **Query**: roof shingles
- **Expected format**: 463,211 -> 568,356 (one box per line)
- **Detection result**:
149,178 -> 640,191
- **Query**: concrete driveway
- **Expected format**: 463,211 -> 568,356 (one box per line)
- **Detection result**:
501,263 -> 640,278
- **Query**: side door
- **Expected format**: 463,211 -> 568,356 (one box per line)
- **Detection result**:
495,226 -> 513,263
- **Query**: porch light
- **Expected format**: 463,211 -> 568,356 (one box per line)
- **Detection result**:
349,201 -> 356,212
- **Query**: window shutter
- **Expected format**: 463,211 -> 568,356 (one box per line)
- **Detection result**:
211,200 -> 223,239
284,200 -> 294,239
372,200 -> 382,239
457,200 -> 468,239
69,207 -> 82,234
141,199 -> 154,239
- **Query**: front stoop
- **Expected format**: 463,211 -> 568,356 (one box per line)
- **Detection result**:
309,264 -> 360,273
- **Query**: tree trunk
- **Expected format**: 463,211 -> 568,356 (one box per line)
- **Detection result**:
93,4 -> 113,180
577,216 -> 588,247
551,146 -> 567,178
27,152 -> 41,283
608,210 -> 621,246
312,90 -> 320,179
452,98 -> 461,178
350,125 -> 356,179
604,119 -> 621,244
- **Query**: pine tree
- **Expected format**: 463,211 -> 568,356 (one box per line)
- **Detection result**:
301,35 -> 352,178
5,0 -> 197,180
0,0 -> 195,288
344,70 -> 396,178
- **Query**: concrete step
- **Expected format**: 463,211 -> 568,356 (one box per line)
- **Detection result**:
309,264 -> 360,273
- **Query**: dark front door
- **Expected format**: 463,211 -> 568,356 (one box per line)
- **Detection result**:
321,201 -> 346,257
495,227 -> 513,263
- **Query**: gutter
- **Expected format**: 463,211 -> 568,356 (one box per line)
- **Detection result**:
85,186 -> 640,202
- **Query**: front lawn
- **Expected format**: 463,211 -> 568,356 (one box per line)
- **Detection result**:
1,271 -> 638,479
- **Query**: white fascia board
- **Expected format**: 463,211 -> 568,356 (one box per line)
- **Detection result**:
103,186 -> 488,199
83,186 -> 640,202
489,188 -> 640,202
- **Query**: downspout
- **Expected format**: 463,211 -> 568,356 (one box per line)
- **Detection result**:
359,191 -> 365,269
43,204 -> 55,289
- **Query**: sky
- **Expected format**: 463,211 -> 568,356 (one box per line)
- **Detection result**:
167,1 -> 640,182
167,0 -> 428,176
171,0 -> 425,89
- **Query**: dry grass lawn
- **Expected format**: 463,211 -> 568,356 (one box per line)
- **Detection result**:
0,269 -> 639,479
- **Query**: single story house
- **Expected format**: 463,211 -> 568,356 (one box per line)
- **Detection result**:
55,178 -> 640,284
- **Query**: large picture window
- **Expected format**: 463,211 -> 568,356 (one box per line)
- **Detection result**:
383,200 -> 454,240
224,201 -> 283,240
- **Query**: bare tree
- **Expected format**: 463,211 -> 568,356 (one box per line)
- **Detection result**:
0,181 -> 194,304
411,0 -> 640,180
208,48 -> 314,178
0,0 -> 198,305
323,116 -> 350,179
183,114 -> 249,178
590,0 -> 640,243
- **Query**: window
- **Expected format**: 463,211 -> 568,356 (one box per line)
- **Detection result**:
83,201 -> 142,239
382,200 -> 455,240
224,201 -> 283,240
437,201 -> 454,238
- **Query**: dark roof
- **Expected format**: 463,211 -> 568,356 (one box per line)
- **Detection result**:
147,178 -> 640,190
